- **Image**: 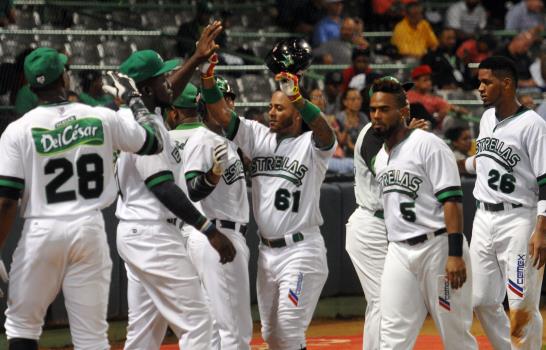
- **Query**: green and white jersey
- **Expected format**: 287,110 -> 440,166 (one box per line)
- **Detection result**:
169,122 -> 249,224
374,129 -> 463,242
0,102 -> 159,218
115,108 -> 179,221
225,115 -> 336,239
474,107 -> 546,208
354,123 -> 383,212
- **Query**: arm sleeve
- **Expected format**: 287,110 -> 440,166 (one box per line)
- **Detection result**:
423,135 -> 463,203
150,180 -> 207,229
108,107 -> 163,155
182,136 -> 217,202
0,124 -> 25,199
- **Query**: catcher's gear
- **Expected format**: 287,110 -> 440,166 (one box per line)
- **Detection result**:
265,37 -> 312,75
212,141 -> 229,176
216,76 -> 236,99
102,71 -> 141,105
275,72 -> 302,102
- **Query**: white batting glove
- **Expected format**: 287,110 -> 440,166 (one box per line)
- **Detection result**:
102,71 -> 141,104
200,53 -> 219,79
274,71 -> 302,102
212,141 -> 229,176
0,260 -> 8,298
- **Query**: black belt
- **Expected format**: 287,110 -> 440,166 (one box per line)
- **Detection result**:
400,228 -> 447,246
260,232 -> 304,248
166,217 -> 185,230
476,200 -> 522,212
212,219 -> 247,236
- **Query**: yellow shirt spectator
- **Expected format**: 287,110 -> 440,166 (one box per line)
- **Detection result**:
391,18 -> 439,58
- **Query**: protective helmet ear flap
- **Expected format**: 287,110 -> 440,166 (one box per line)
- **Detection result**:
265,37 -> 313,75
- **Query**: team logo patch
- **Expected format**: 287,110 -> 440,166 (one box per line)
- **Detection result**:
508,255 -> 526,298
438,278 -> 451,311
32,117 -> 104,155
36,75 -> 46,85
288,272 -> 304,306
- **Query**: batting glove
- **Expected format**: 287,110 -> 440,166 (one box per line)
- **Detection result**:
212,141 -> 229,176
275,71 -> 302,102
0,260 -> 8,298
103,71 -> 141,105
200,53 -> 219,79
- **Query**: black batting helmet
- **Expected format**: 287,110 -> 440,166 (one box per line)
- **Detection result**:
265,37 -> 312,75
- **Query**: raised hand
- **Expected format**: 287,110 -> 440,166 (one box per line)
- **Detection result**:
274,71 -> 302,102
194,20 -> 223,63
102,71 -> 141,105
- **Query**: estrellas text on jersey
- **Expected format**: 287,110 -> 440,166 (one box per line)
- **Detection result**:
476,137 -> 521,172
223,159 -> 245,185
250,156 -> 308,186
377,170 -> 423,199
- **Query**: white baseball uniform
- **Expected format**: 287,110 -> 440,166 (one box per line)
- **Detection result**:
471,106 -> 546,350
115,110 -> 211,350
0,102 -> 160,348
169,122 -> 252,350
374,129 -> 477,350
224,114 -> 335,350
345,122 -> 388,350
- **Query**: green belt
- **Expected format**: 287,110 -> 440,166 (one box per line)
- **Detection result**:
260,232 -> 304,248
374,210 -> 384,219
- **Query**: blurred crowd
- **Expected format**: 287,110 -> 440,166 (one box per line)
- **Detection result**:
2,0 -> 546,177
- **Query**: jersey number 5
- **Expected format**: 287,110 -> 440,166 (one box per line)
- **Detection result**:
400,202 -> 416,222
45,154 -> 104,204
275,188 -> 301,213
487,169 -> 515,194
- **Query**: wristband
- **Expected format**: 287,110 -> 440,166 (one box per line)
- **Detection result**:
299,100 -> 321,124
448,233 -> 464,257
201,84 -> 223,104
199,219 -> 216,237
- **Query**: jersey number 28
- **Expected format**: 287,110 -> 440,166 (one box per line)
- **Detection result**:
44,154 -> 104,204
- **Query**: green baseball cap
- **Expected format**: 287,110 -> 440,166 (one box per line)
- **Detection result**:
119,50 -> 181,83
24,47 -> 68,88
216,76 -> 236,99
172,83 -> 199,109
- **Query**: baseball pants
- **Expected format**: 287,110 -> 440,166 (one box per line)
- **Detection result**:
380,234 -> 477,350
186,224 -> 252,350
5,211 -> 111,350
257,232 -> 328,350
471,206 -> 544,350
116,220 -> 212,350
346,207 -> 388,350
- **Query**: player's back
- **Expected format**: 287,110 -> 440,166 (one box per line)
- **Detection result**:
2,102 -> 126,218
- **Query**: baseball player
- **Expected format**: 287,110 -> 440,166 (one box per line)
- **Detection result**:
200,43 -> 337,348
370,78 -> 477,350
0,47 -> 164,350
165,80 -> 252,350
346,81 -> 426,350
470,56 -> 546,350
114,30 -> 237,350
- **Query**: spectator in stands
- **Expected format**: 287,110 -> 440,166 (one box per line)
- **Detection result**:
518,93 -> 536,109
0,0 -> 15,27
324,71 -> 344,114
352,17 -> 369,50
78,70 -> 115,108
310,88 -> 353,173
422,27 -> 468,90
176,1 -> 226,58
495,30 -> 537,87
481,0 -> 508,29
336,88 -> 368,157
341,48 -> 381,92
407,64 -> 468,131
530,51 -> 546,90
314,17 -> 368,65
445,126 -> 472,162
505,0 -> 544,32
446,0 -> 487,40
456,33 -> 497,66
276,0 -> 325,35
313,0 -> 344,46
391,1 -> 438,59
369,0 -> 412,30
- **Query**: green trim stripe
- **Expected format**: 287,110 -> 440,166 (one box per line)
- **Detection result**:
145,171 -> 174,189
137,124 -> 156,155
436,190 -> 463,202
0,178 -> 24,190
185,171 -> 203,180
175,122 -> 205,130
538,174 -> 546,186
226,112 -> 240,140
